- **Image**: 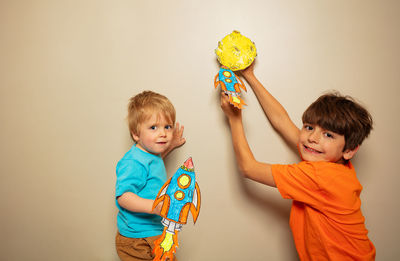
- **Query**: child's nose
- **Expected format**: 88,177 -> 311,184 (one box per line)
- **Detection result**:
308,131 -> 319,143
159,128 -> 166,137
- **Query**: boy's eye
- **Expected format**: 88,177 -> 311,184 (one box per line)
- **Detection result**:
150,126 -> 157,130
324,132 -> 334,138
165,125 -> 172,130
304,125 -> 313,131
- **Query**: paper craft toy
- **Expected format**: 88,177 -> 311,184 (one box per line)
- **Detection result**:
214,30 -> 257,109
152,157 -> 201,261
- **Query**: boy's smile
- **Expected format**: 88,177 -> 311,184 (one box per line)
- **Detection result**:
132,113 -> 173,155
299,124 -> 350,164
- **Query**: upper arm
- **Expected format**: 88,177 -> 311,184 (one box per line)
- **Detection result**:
280,119 -> 300,150
243,161 -> 276,187
116,159 -> 146,197
272,162 -> 323,207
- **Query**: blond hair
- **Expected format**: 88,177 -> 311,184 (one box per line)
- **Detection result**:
127,91 -> 176,139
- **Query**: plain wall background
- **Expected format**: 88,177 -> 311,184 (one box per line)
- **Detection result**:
1,0 -> 399,260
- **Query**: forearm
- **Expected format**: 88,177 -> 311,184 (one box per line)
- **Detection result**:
117,192 -> 156,214
228,117 -> 276,187
244,72 -> 291,129
229,117 -> 255,172
242,71 -> 300,148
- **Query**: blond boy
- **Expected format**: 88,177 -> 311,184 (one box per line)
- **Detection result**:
115,91 -> 184,261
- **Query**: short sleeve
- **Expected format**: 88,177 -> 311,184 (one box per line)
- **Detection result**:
115,159 -> 147,198
272,162 -> 323,208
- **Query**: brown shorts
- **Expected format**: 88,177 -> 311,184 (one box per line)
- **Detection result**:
115,232 -> 177,261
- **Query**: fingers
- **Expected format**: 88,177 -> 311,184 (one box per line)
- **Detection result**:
220,92 -> 229,105
153,201 -> 163,215
240,60 -> 255,78
175,122 -> 184,138
220,92 -> 242,119
220,93 -> 233,112
177,122 -> 184,133
173,122 -> 186,146
220,92 -> 230,112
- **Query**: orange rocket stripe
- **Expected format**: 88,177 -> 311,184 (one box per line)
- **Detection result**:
190,182 -> 201,223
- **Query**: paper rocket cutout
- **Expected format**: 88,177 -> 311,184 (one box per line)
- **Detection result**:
214,30 -> 257,109
214,66 -> 247,109
152,157 -> 201,261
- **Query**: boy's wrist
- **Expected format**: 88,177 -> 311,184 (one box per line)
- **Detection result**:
242,71 -> 252,78
228,115 -> 242,126
241,69 -> 254,79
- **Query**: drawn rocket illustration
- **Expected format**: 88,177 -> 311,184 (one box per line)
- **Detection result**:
152,157 -> 201,261
214,66 -> 247,109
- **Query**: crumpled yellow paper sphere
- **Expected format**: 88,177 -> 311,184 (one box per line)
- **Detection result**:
215,31 -> 257,71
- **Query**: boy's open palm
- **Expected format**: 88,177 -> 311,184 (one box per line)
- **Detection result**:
171,122 -> 186,149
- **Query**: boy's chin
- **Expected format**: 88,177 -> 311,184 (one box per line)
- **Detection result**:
301,153 -> 345,164
137,145 -> 164,155
151,145 -> 170,155
300,152 -> 324,162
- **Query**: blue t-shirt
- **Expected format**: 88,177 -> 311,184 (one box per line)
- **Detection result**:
115,145 -> 167,238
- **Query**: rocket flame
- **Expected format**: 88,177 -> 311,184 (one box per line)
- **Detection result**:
153,228 -> 179,261
229,95 -> 246,109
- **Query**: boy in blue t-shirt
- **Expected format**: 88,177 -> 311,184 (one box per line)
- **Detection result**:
115,91 -> 185,261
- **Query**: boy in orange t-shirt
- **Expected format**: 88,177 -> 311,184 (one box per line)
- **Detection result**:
220,61 -> 376,260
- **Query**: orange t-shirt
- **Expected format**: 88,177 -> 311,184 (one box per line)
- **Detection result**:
272,161 -> 375,261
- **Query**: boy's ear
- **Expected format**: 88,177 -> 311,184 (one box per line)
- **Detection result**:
131,131 -> 139,142
343,145 -> 360,160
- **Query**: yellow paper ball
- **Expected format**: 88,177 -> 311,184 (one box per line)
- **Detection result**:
215,31 -> 257,71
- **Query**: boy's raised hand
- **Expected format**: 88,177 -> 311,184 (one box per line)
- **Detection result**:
162,122 -> 185,158
171,122 -> 186,148
239,60 -> 256,80
220,92 -> 242,121
151,201 -> 163,216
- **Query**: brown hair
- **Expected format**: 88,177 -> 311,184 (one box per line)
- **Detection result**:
302,92 -> 373,151
127,91 -> 176,139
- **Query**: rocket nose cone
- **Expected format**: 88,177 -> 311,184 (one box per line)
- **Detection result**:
183,157 -> 194,169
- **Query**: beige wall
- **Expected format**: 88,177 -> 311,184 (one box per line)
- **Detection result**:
1,0 -> 399,260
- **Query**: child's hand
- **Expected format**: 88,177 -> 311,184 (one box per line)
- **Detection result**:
239,60 -> 256,79
151,201 -> 163,216
170,122 -> 186,149
161,122 -> 185,158
220,92 -> 242,121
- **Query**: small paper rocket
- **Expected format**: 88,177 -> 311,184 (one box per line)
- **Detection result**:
152,157 -> 201,261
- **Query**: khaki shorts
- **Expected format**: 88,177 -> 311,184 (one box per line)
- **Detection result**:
116,232 -> 177,261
